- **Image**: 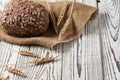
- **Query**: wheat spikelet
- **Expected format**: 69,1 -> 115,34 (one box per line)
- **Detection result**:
46,0 -> 58,33
0,44 -> 39,57
63,0 -> 75,27
29,56 -> 58,65
49,8 -> 57,33
5,65 -> 26,77
57,1 -> 68,31
0,76 -> 9,80
18,50 -> 38,57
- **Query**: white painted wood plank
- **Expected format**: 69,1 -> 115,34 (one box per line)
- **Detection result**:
0,41 -> 20,79
0,0 -> 102,80
61,0 -> 102,80
80,0 -> 103,80
99,0 -> 120,80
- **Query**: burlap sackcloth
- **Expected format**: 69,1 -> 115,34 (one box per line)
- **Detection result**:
0,1 -> 98,49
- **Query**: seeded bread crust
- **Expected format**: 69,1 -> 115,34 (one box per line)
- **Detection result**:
0,1 -> 49,37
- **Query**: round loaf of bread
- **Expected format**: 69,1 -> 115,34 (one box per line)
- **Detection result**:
0,1 -> 49,37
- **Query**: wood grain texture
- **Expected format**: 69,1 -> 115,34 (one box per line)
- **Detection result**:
99,0 -> 120,80
1,0 -> 119,80
80,0 -> 103,80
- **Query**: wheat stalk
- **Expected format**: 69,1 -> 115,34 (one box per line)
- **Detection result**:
69,0 -> 75,17
5,65 -> 26,77
57,0 -> 68,32
0,55 -> 60,67
28,56 -> 58,65
0,44 -> 38,57
45,0 -> 58,34
0,56 -> 59,67
0,44 -> 18,52
0,76 -> 9,80
63,0 -> 75,27
18,50 -> 38,57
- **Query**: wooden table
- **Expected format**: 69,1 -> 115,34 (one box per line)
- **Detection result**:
0,0 -> 120,80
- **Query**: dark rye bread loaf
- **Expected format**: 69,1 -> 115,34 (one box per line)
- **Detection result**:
0,1 -> 49,37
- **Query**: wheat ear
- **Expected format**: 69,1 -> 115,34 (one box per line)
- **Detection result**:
28,56 -> 58,65
5,65 -> 26,77
0,56 -> 60,67
63,0 -> 75,27
18,50 -> 38,57
45,0 -> 58,33
57,0 -> 68,32
0,44 -> 38,57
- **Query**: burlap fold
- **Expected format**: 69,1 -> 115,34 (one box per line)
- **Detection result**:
0,1 -> 98,49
